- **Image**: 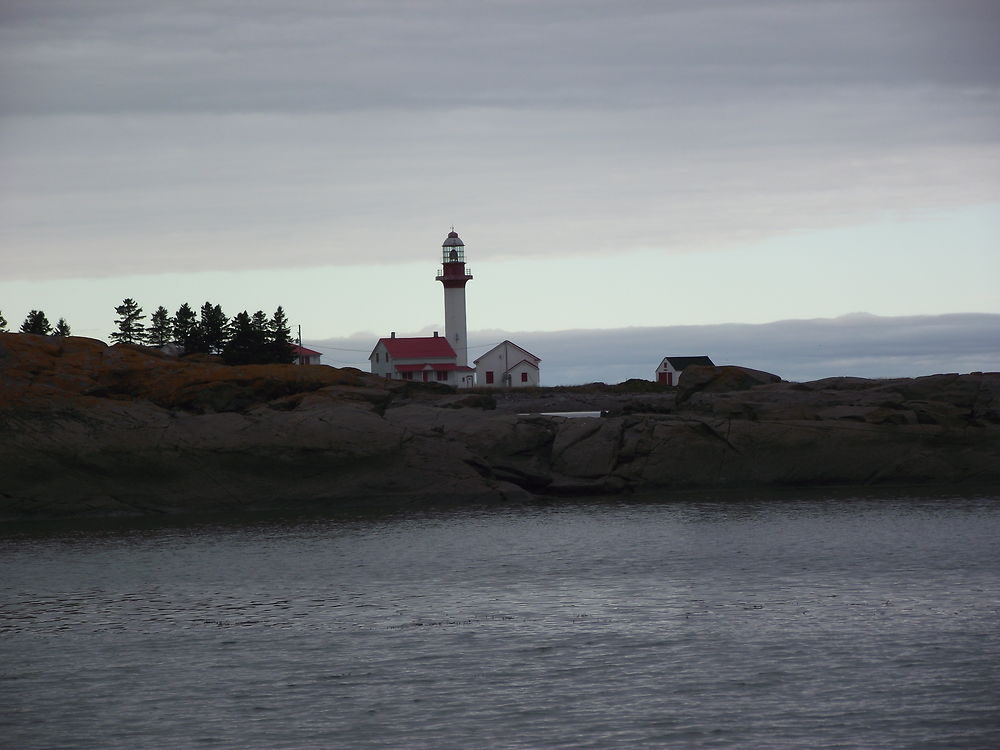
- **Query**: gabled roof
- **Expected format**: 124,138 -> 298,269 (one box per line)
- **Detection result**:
371,336 -> 457,360
292,344 -> 322,356
508,358 -> 539,371
660,356 -> 715,370
473,339 -> 541,365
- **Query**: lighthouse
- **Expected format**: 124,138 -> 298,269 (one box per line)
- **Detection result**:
435,229 -> 473,367
370,228 -> 537,389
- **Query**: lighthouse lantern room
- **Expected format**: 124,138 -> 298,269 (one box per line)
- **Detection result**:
435,230 -> 473,367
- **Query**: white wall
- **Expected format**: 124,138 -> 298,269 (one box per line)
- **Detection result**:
475,341 -> 540,387
507,361 -> 540,387
654,359 -> 680,386
369,341 -> 391,378
443,286 -> 469,367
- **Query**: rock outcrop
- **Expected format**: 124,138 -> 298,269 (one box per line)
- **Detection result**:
676,364 -> 782,402
2,333 -> 998,519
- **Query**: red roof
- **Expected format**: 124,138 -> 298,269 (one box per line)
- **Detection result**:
376,336 -> 456,359
292,344 -> 322,356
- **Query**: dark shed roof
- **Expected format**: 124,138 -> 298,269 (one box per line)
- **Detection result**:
662,356 -> 715,370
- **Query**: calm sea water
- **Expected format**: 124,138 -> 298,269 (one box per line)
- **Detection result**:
2,492 -> 999,749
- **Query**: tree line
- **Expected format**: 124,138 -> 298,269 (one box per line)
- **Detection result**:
2,309 -> 72,337
1,300 -> 298,365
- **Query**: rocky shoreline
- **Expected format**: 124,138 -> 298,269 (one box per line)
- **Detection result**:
1,333 -> 998,520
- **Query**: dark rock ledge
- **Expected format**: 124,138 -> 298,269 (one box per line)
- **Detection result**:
2,333 -> 998,520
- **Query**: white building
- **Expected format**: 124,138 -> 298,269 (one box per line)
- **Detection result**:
475,340 -> 541,388
655,355 -> 715,386
369,332 -> 475,387
291,344 -> 323,365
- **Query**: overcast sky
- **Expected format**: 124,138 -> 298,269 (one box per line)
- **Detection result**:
1,0 -> 998,382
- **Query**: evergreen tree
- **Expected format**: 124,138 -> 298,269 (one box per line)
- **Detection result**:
198,302 -> 229,354
53,318 -> 72,337
20,310 -> 52,335
0,310 -> 7,332
110,298 -> 146,344
172,303 -> 199,351
265,305 -> 296,364
222,311 -> 268,365
147,306 -> 173,347
250,310 -> 270,337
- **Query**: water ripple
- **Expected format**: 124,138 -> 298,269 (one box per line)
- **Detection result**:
1,494 -> 999,749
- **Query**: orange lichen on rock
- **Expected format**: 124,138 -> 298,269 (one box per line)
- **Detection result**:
0,333 -> 389,413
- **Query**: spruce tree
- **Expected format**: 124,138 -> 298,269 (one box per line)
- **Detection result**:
110,298 -> 146,344
54,318 -> 71,337
20,310 -> 52,335
147,306 -> 173,347
0,310 -> 7,332
222,311 -> 267,365
250,310 -> 269,337
198,302 -> 229,355
172,303 -> 199,351
266,305 -> 296,364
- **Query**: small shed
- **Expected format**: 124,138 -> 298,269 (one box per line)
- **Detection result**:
292,344 -> 323,365
655,356 -> 715,386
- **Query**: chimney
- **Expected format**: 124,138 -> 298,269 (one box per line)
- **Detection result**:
433,331 -> 439,337
390,332 -> 396,338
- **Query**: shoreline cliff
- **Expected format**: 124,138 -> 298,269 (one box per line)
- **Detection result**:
2,333 -> 998,520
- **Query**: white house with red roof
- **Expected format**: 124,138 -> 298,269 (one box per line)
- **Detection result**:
369,332 -> 475,387
474,340 -> 541,388
291,344 -> 323,365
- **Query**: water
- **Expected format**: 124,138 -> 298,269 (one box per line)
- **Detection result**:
2,492 -> 999,749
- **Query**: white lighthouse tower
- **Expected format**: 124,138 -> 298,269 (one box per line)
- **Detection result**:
435,229 -> 473,367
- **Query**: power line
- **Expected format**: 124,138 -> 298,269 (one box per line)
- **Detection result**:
302,344 -> 373,353
302,339 -> 509,354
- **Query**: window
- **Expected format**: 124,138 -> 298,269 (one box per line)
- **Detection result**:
485,371 -> 494,384
402,371 -> 413,380
375,353 -> 380,362
436,370 -> 447,381
521,372 -> 528,383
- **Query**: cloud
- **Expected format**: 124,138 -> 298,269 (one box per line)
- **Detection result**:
3,110 -> 995,281
3,1 -> 998,116
311,313 -> 1000,384
459,313 -> 1000,384
1,0 -> 998,281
